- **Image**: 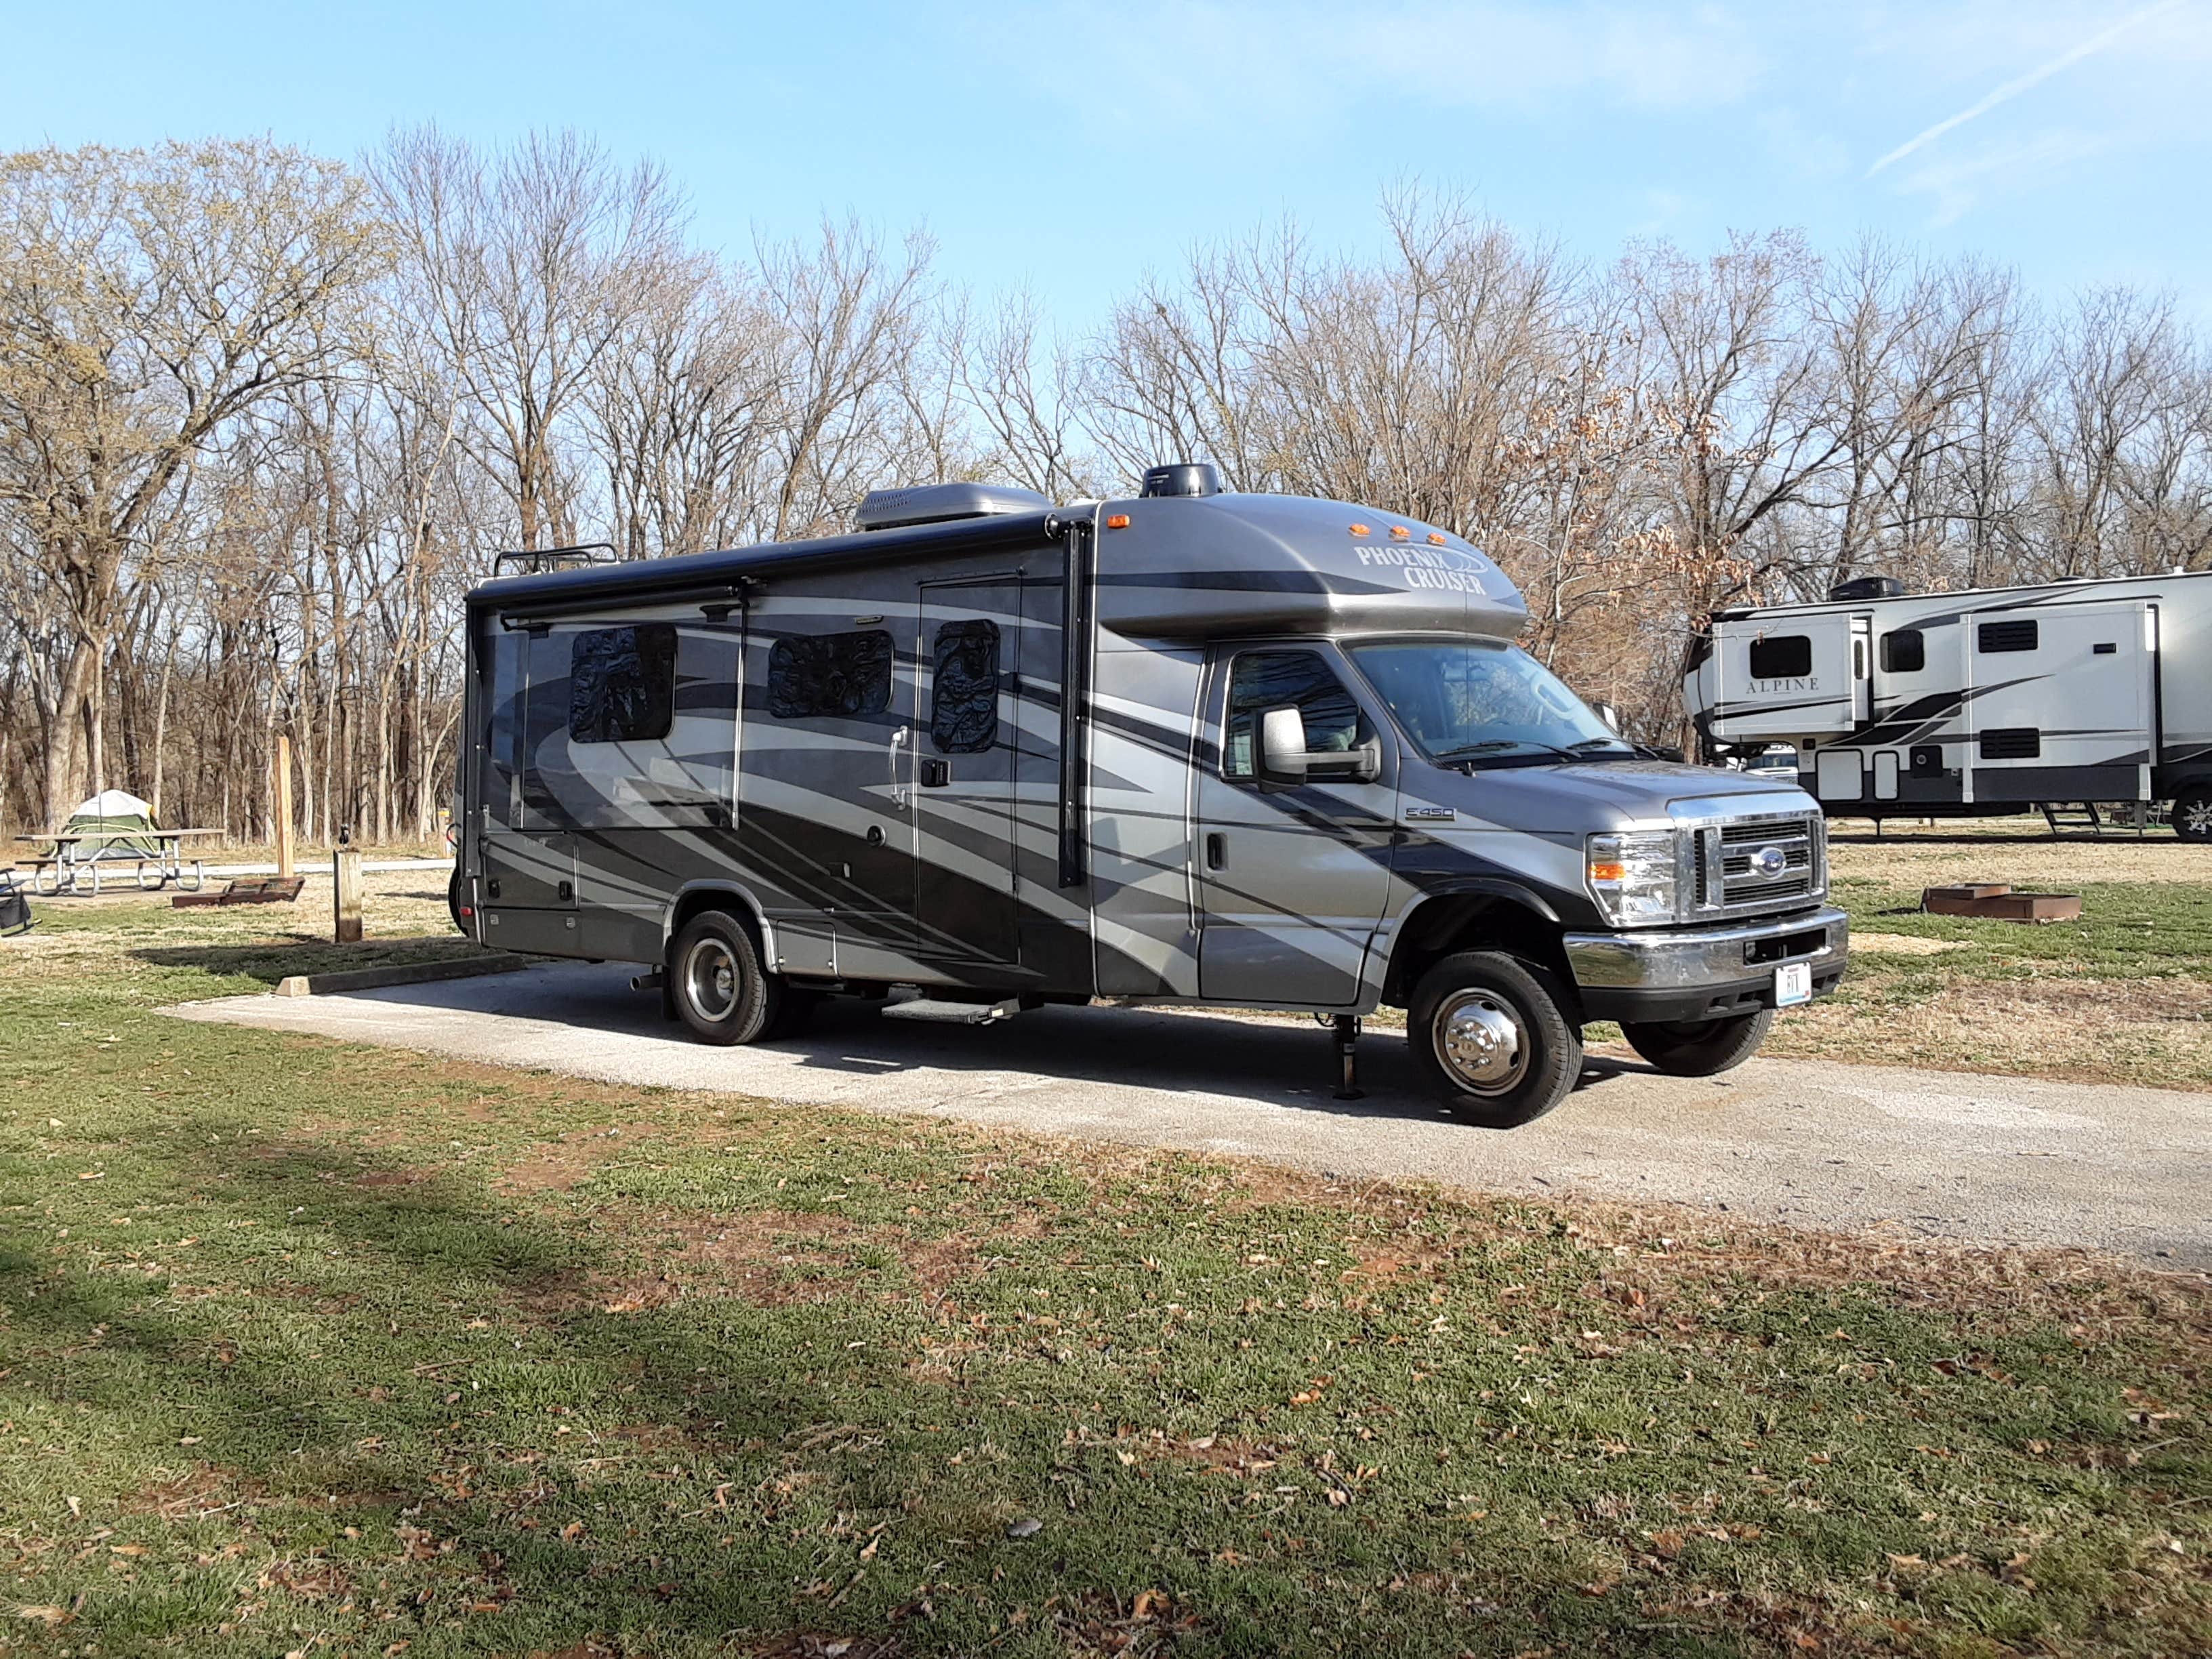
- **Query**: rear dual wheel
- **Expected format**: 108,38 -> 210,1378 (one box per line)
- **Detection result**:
670,909 -> 817,1044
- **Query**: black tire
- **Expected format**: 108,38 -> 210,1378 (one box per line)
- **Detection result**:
1407,950 -> 1583,1128
447,868 -> 468,935
1620,1008 -> 1774,1077
669,909 -> 783,1046
2174,787 -> 2212,842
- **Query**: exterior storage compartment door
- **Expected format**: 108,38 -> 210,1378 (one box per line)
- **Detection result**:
1710,613 -> 1862,741
1814,747 -> 1864,803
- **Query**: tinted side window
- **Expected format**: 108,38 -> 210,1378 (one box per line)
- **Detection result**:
1880,630 -> 1925,674
768,630 -> 894,719
930,619 -> 1000,754
1748,634 -> 1813,678
569,624 -> 678,744
1224,650 -> 1360,780
1978,619 -> 2038,654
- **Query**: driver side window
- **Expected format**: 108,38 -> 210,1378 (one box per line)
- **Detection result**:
1223,649 -> 1361,780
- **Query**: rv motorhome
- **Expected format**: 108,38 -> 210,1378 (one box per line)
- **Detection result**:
1686,569 -> 2212,837
457,465 -> 1847,1126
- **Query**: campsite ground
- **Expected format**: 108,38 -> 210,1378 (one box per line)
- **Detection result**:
2,834 -> 2208,1656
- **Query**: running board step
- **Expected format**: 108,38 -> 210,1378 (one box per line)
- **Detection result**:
881,996 -> 1024,1025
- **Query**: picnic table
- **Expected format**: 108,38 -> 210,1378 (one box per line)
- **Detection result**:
14,827 -> 222,895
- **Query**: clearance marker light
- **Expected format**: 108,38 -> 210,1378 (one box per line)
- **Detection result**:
1427,532 -> 1447,545
1390,525 -> 1412,539
1105,514 -> 1130,529
1348,523 -> 1370,536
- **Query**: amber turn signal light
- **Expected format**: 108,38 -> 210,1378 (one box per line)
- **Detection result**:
1105,514 -> 1130,529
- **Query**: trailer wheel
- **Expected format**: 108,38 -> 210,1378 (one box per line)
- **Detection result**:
2174,787 -> 2212,842
1408,951 -> 1582,1128
1620,1008 -> 1774,1077
670,909 -> 783,1046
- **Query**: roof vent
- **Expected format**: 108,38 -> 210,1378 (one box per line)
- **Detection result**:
1138,462 -> 1223,499
856,481 -> 1049,533
1828,575 -> 1906,602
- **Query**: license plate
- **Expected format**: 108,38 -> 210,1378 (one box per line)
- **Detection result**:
1774,962 -> 1812,1007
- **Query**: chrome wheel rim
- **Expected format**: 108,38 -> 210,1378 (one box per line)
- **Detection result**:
2184,800 -> 2212,837
685,938 -> 739,1021
1433,989 -> 1528,1097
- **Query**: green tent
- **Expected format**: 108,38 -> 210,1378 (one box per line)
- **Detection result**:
60,790 -> 163,856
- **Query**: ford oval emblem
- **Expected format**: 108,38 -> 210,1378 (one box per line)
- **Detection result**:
1750,845 -> 1788,879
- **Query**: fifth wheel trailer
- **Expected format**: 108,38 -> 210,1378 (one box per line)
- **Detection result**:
1685,569 -> 2212,838
457,465 -> 1847,1127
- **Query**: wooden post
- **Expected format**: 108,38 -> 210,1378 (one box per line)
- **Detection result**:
333,840 -> 363,944
274,734 -> 295,880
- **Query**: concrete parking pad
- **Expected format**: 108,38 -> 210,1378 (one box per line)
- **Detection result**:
169,961 -> 2212,1265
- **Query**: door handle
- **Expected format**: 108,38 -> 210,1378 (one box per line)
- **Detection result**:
888,726 -> 910,808
1205,832 -> 1227,871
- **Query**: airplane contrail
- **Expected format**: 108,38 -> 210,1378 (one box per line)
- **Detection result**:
1866,0 -> 2182,177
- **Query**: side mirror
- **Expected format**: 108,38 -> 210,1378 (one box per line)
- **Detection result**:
1256,706 -> 1309,789
1256,705 -> 1383,790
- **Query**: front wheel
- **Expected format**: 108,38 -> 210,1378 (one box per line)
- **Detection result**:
1620,1008 -> 1774,1077
670,910 -> 786,1046
2173,787 -> 2212,842
1407,951 -> 1583,1128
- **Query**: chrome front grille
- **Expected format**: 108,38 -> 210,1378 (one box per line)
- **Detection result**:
1687,811 -> 1825,918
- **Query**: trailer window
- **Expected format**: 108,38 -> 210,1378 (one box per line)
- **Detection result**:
1980,727 -> 2041,760
568,624 -> 678,744
1223,651 -> 1361,780
930,620 -> 1000,754
1978,619 -> 2039,654
767,630 -> 895,720
1747,634 -> 1813,679
1880,630 -> 1925,674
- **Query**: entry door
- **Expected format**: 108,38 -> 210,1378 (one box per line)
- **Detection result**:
1194,645 -> 1395,1008
477,627 -> 576,914
913,580 -> 1023,967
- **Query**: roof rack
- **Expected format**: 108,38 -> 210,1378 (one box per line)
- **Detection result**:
491,542 -> 620,579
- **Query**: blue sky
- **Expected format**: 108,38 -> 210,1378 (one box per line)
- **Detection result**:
7,1 -> 2209,321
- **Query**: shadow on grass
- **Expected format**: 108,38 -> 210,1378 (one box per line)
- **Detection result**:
1,1128 -> 907,1655
134,935 -> 495,989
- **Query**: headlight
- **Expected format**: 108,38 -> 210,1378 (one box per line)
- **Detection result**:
1586,830 -> 1679,926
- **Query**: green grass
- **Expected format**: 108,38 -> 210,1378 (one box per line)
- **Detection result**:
0,903 -> 2207,1656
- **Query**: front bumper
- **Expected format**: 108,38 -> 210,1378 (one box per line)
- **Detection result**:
1563,905 -> 1849,1025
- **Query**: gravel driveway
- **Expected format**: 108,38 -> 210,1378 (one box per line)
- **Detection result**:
170,961 -> 2212,1265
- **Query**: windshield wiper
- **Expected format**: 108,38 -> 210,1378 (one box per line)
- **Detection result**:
1431,739 -> 1581,764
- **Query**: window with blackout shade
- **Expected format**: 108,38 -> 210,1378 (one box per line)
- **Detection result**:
568,624 -> 678,744
1880,630 -> 1925,674
1978,619 -> 2039,654
1979,728 -> 2041,760
1747,635 -> 1813,678
766,630 -> 895,719
930,619 -> 1000,754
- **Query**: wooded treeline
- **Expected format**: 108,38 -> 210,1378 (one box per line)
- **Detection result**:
4,134 -> 2209,838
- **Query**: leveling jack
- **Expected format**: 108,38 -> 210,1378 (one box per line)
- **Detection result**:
1332,1014 -> 1364,1101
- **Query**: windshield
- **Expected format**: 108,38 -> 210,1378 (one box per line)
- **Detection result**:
1349,640 -> 1633,765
